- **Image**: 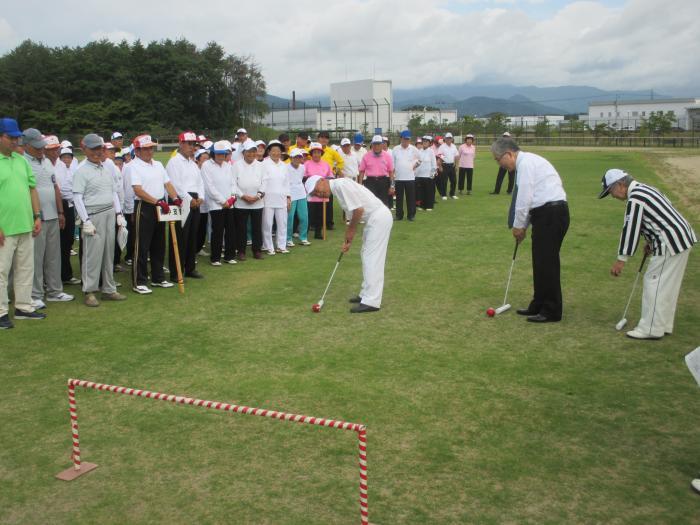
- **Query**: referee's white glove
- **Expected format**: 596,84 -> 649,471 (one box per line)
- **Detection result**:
116,214 -> 127,228
82,220 -> 97,236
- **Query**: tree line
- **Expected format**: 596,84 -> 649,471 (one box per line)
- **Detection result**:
0,38 -> 267,136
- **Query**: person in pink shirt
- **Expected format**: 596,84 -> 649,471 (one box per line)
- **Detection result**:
457,133 -> 476,195
305,142 -> 333,239
359,135 -> 394,208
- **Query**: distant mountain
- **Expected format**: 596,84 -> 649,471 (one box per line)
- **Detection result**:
264,94 -> 291,108
393,83 -> 670,114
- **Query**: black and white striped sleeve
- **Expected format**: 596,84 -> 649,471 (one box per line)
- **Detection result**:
618,199 -> 643,257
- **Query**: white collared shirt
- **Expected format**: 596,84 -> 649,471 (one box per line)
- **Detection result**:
339,149 -> 360,179
392,144 -> 420,181
122,162 -> 135,213
233,159 -> 265,210
166,152 -> 205,198
130,156 -> 170,201
437,142 -> 458,164
54,161 -> 74,202
287,163 -> 306,201
415,148 -> 437,178
201,159 -> 237,211
512,151 -> 567,229
261,158 -> 290,208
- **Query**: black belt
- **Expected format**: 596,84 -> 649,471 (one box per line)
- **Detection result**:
442,162 -> 454,166
532,200 -> 567,213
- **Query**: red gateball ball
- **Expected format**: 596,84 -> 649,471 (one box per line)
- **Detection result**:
312,304 -> 321,313
486,307 -> 495,317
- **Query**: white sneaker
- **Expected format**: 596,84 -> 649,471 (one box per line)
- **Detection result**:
132,285 -> 152,295
452,195 -> 459,200
278,249 -> 290,254
210,261 -> 222,266
151,280 -> 174,288
246,240 -> 253,246
692,479 -> 700,494
267,250 -> 276,256
626,328 -> 662,340
70,249 -> 78,256
225,259 -> 237,264
32,299 -> 47,310
292,233 -> 300,238
442,196 -> 447,201
198,249 -> 210,257
426,208 -> 433,212
65,277 -> 81,285
300,240 -> 311,246
287,241 -> 295,247
47,292 -> 74,302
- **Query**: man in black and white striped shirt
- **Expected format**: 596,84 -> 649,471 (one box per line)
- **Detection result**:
600,169 -> 696,340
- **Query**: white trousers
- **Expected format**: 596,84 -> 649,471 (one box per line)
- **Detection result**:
32,219 -> 63,299
82,209 -> 117,294
636,248 -> 691,337
0,232 -> 35,316
359,206 -> 393,308
262,207 -> 288,251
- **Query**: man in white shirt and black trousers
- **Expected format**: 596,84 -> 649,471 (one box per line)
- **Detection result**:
437,132 -> 459,200
491,137 -> 569,323
392,130 -> 421,221
601,169 -> 696,340
166,131 -> 205,280
129,134 -> 181,295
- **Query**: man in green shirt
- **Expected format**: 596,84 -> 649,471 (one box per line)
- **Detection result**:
0,118 -> 45,329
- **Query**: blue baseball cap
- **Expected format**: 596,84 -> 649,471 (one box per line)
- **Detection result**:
400,130 -> 411,139
0,118 -> 22,137
353,132 -> 364,144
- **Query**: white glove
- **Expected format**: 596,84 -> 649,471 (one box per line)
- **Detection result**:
82,220 -> 97,236
116,214 -> 127,228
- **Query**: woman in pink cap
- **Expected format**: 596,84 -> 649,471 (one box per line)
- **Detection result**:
305,142 -> 333,240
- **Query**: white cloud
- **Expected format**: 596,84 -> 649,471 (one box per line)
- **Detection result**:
0,17 -> 19,50
1,0 -> 698,96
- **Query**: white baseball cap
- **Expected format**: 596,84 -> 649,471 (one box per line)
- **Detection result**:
59,147 -> 73,157
445,132 -> 453,138
599,169 -> 628,199
212,140 -> 232,154
289,148 -> 305,158
304,175 -> 322,195
111,131 -> 123,140
371,135 -> 383,144
502,131 -> 511,137
236,128 -> 248,135
254,140 -> 266,147
340,138 -> 351,146
60,140 -> 73,148
309,142 -> 323,152
242,139 -> 258,151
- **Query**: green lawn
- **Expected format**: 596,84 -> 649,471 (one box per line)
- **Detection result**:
1,149 -> 699,524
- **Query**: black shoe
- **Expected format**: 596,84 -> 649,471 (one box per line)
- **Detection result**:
517,308 -> 539,316
327,225 -> 335,231
489,191 -> 499,195
527,314 -> 558,323
394,217 -> 403,221
407,217 -> 415,222
0,314 -> 13,329
185,271 -> 204,279
348,296 -> 362,303
350,303 -> 380,314
314,234 -> 323,240
14,309 -> 47,320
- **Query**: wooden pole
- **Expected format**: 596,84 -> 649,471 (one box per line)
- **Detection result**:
169,221 -> 185,294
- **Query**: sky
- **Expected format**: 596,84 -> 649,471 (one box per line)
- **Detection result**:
1,0 -> 697,98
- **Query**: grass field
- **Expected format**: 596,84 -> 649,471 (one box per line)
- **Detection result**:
1,148 -> 699,524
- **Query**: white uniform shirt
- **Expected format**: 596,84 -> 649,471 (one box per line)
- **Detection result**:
329,177 -> 385,222
54,161 -> 74,202
352,146 -> 367,163
392,144 -> 420,181
339,150 -> 360,179
166,152 -> 205,198
287,163 -> 306,201
512,151 -> 567,229
437,143 -> 458,164
233,159 -> 265,210
122,162 -> 135,213
130,157 -> 170,201
104,158 -> 124,208
261,158 -> 290,208
415,148 -> 437,178
201,159 -> 237,211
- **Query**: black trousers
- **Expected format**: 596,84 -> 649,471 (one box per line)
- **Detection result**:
59,201 -> 75,281
494,167 -> 515,194
170,204 -> 202,275
308,201 -> 326,239
443,163 -> 456,196
458,168 -> 474,192
124,212 -> 135,262
415,178 -> 435,210
114,224 -> 122,266
209,208 -> 236,262
363,176 -> 391,208
528,202 -> 570,321
234,208 -> 262,255
196,211 -> 209,254
133,200 -> 166,286
395,180 -> 416,220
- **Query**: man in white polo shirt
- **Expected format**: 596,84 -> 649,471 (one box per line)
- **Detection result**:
166,131 -> 205,279
437,132 -> 459,200
392,130 -> 421,221
306,175 -> 393,313
129,134 -> 180,294
231,128 -> 248,162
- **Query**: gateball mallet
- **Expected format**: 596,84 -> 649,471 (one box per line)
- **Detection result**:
488,240 -> 519,316
312,251 -> 344,313
615,251 -> 649,331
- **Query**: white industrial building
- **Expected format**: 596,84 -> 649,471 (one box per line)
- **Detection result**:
260,79 -> 458,133
506,115 -> 566,127
587,98 -> 700,130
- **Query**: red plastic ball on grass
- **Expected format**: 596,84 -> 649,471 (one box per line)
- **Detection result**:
312,304 -> 321,313
486,307 -> 495,317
